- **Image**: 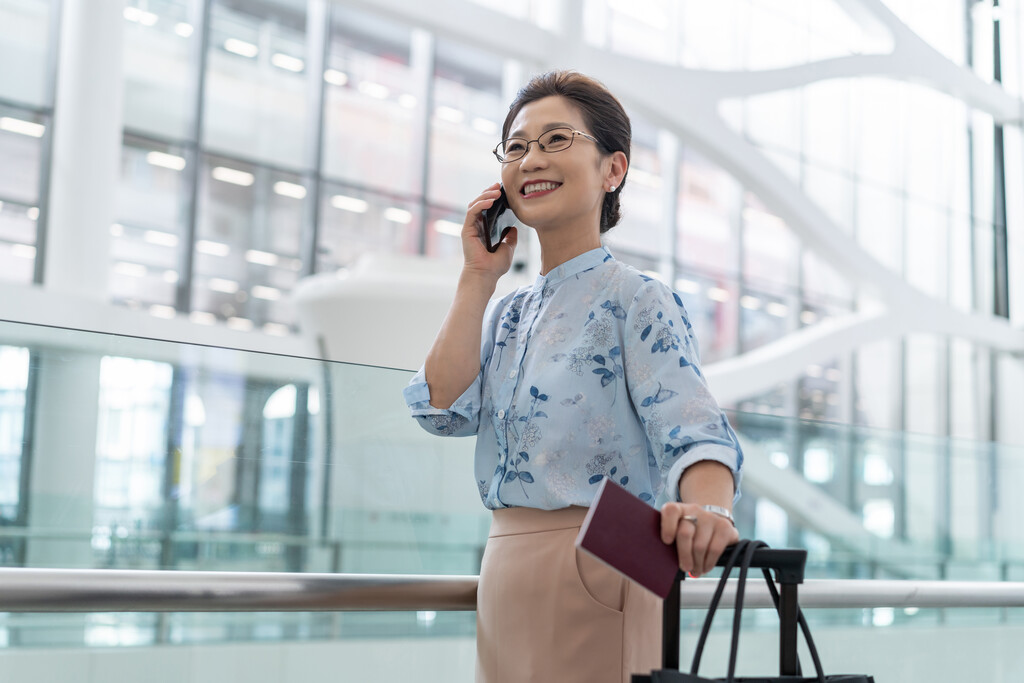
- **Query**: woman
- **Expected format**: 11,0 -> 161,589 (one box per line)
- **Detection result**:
403,71 -> 742,683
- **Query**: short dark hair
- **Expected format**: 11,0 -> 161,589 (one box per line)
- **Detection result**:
502,71 -> 631,234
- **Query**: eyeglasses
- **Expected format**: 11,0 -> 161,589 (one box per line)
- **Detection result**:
493,127 -> 601,163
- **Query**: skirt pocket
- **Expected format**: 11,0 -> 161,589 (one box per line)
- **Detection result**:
572,539 -> 627,613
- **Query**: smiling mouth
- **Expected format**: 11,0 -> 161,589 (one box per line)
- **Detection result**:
521,182 -> 562,198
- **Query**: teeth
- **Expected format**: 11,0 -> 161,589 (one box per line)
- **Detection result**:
523,181 -> 560,194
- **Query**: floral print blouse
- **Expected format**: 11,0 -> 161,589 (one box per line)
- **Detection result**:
403,246 -> 743,510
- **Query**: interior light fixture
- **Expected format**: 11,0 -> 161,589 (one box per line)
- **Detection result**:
208,278 -> 240,294
114,262 -> 148,278
212,166 -> 255,186
227,317 -> 254,331
123,7 -> 158,26
163,270 -> 179,283
26,207 -> 39,221
263,322 -> 290,336
628,168 -> 663,189
144,230 -> 179,247
398,94 -> 417,109
245,249 -> 279,266
189,311 -> 217,325
146,151 -> 186,171
271,53 -> 304,73
174,22 -> 193,37
800,310 -> 818,325
706,286 -> 730,302
435,106 -> 464,124
224,38 -> 258,58
10,244 -> 36,259
766,301 -> 788,317
149,305 -> 177,319
331,195 -> 368,213
608,0 -> 666,28
384,207 -> 412,224
739,295 -> 762,310
195,240 -> 230,256
0,117 -> 45,138
471,117 -> 497,135
357,81 -> 389,99
110,223 -> 124,236
674,278 -> 700,294
433,220 -> 462,237
273,181 -> 306,199
323,69 -> 348,86
251,285 -> 281,301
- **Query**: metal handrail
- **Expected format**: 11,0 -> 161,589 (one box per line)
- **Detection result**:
1,568 -> 1023,613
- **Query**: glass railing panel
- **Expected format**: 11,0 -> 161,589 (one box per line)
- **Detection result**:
731,410 -> 1024,582
1,317 -> 1022,656
674,606 -> 1024,683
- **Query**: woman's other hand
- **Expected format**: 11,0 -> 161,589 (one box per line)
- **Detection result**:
660,502 -> 739,578
462,182 -> 518,279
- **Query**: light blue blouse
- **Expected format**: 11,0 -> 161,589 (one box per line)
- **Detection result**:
403,247 -> 742,510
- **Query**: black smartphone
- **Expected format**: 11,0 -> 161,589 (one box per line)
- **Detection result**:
480,185 -> 517,253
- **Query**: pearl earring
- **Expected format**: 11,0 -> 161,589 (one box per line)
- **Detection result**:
609,185 -> 616,192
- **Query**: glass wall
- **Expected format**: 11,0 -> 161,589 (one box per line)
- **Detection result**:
3,0 -> 1020,443
0,101 -> 43,284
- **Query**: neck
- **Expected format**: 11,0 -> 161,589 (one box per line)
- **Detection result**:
537,223 -> 602,276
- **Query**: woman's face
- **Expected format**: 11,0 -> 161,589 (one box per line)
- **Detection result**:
500,95 -> 618,237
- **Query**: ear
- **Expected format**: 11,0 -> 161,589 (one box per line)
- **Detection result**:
604,151 -> 628,190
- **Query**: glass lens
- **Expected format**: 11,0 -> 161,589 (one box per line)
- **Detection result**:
539,128 -> 573,151
500,138 -> 527,161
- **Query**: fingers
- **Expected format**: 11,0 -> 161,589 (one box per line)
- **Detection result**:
702,525 -> 738,575
661,503 -> 738,578
501,225 -> 518,250
660,503 -> 686,544
466,183 -> 502,209
661,503 -> 697,574
465,194 -> 499,230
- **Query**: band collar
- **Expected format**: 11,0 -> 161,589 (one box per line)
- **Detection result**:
532,246 -> 614,291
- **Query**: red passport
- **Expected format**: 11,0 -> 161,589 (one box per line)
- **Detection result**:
575,478 -> 681,599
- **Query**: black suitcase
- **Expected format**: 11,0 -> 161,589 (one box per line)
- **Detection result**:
632,540 -> 874,683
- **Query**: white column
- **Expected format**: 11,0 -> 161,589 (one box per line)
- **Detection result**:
25,350 -> 102,568
42,0 -> 124,299
26,0 -> 123,572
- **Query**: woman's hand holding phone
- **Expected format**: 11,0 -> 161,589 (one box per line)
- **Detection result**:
462,182 -> 518,281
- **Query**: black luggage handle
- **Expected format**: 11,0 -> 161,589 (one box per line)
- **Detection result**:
661,545 -> 808,675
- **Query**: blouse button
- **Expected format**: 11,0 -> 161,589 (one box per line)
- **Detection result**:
509,369 -> 518,379
497,409 -> 506,419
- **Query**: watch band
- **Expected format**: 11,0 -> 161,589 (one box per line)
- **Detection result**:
701,504 -> 735,525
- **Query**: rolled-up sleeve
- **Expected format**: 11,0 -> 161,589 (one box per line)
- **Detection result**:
403,294 -> 508,438
623,280 -> 743,503
403,367 -> 482,437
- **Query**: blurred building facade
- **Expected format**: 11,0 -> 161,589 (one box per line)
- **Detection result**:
0,0 -> 1022,580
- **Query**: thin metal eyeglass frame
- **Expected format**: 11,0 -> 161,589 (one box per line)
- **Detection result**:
492,128 -> 601,163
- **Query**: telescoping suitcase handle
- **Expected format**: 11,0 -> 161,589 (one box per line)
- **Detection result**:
659,545 -> 808,675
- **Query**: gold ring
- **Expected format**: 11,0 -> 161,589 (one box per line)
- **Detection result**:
682,515 -> 698,526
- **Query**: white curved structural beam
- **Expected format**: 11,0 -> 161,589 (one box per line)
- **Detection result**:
329,0 -> 1023,384
706,307 -> 1023,406
706,308 -> 895,405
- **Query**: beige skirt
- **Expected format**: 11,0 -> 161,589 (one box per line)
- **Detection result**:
476,506 -> 662,683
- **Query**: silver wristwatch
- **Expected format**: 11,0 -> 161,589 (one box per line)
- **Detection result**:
701,504 -> 735,525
